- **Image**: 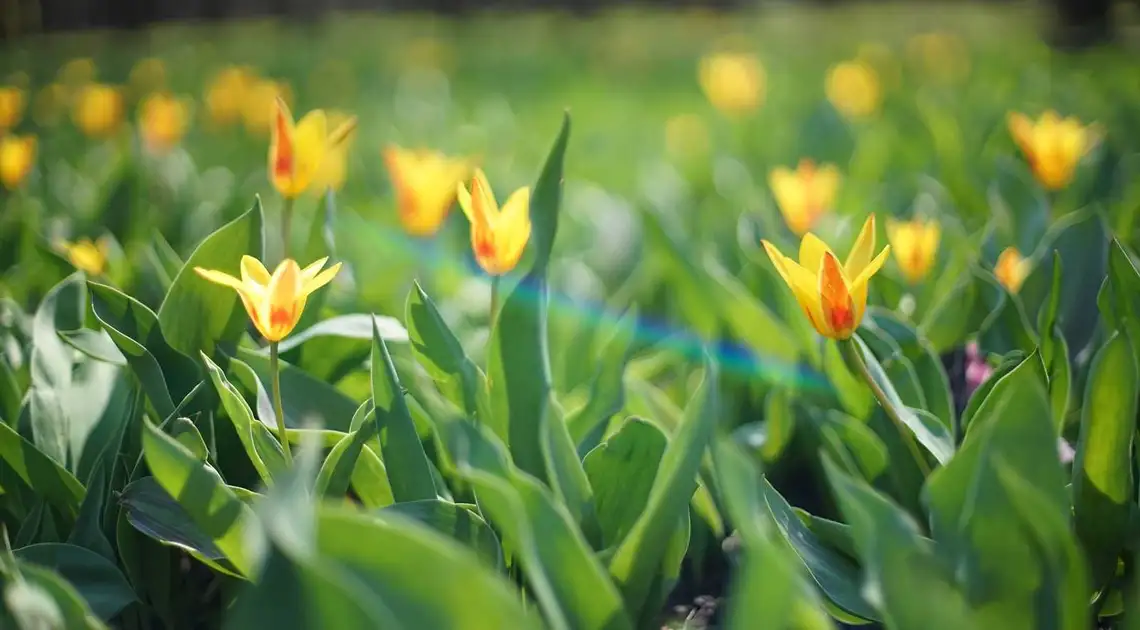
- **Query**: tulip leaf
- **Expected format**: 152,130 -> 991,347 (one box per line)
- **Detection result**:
607,356 -> 716,619
140,418 -> 252,576
702,254 -> 800,367
920,269 -> 985,353
811,408 -> 889,483
89,282 -> 200,420
203,353 -> 286,484
57,328 -> 126,366
867,309 -> 956,432
528,111 -> 570,277
988,156 -> 1048,253
0,417 -> 85,518
378,499 -> 503,570
582,416 -> 667,550
1100,238 -> 1140,360
1072,331 -> 1138,590
14,543 -> 136,621
371,318 -> 438,502
158,198 -> 264,359
4,561 -> 109,630
566,307 -> 638,456
271,312 -> 407,385
234,346 -> 359,432
406,281 -> 488,424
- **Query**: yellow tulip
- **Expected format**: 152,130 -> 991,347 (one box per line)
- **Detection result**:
994,246 -> 1031,294
72,84 -> 123,138
0,87 -> 25,130
825,60 -> 882,120
205,65 -> 254,127
456,169 -> 531,276
269,98 -> 357,199
383,145 -> 471,237
242,78 -> 291,136
0,135 -> 36,190
1007,110 -> 1100,191
885,217 -> 941,284
310,110 -> 357,194
698,52 -> 766,117
194,255 -> 341,342
139,92 -> 191,154
761,215 -> 890,340
769,159 -> 840,236
58,237 -> 110,276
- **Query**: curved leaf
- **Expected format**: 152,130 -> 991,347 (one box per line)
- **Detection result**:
14,543 -> 136,621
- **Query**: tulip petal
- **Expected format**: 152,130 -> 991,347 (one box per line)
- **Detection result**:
241,255 -> 271,287
819,252 -> 856,339
291,110 -> 329,195
195,267 -> 245,291
270,98 -> 295,188
473,168 -> 497,219
770,167 -> 811,234
849,245 -> 891,324
762,240 -> 826,335
1007,111 -> 1033,154
262,259 -> 304,342
799,232 -> 837,274
328,115 -> 357,148
301,257 -> 329,280
302,262 -> 341,297
844,214 -> 876,278
500,187 -> 532,252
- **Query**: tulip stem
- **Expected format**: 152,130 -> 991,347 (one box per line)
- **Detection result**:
489,275 -> 501,333
269,342 -> 293,465
839,337 -> 931,477
281,197 -> 294,260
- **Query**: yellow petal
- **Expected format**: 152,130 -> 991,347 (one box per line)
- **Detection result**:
240,255 -> 271,288
456,180 -> 474,223
818,251 -> 855,339
1007,111 -> 1033,154
195,267 -> 244,291
269,98 -> 296,196
301,256 -> 329,280
499,187 -> 531,247
302,261 -> 341,296
814,163 -> 841,211
844,214 -> 877,277
262,259 -> 304,342
799,232 -> 836,273
849,245 -> 891,325
762,240 -> 826,336
328,115 -> 357,148
770,167 -> 810,234
289,109 -> 329,196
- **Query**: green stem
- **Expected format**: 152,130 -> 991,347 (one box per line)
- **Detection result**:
281,196 -> 294,261
839,337 -> 931,476
269,342 -> 293,464
489,275 -> 501,333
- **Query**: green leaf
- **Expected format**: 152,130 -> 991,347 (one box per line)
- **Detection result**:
14,543 -> 136,621
235,346 -> 359,432
203,354 -> 286,485
823,458 -> 981,630
1073,331 -> 1138,590
702,254 -> 800,366
565,309 -> 638,455
89,282 -> 199,420
583,417 -> 667,549
5,562 -> 109,629
959,351 -> 1023,434
760,387 -> 796,462
119,476 -> 226,563
168,417 -> 208,462
867,309 -> 956,432
158,199 -> 264,358
308,403 -> 395,508
406,282 -> 488,422
811,408 -> 889,483
140,418 -> 253,576
57,329 -> 125,366
822,340 -> 873,419
273,313 -> 407,384
371,319 -> 438,502
1101,239 -> 1140,361
920,270 -> 984,353
0,418 -> 84,518
527,111 -> 570,277
607,356 -> 716,619
379,499 -> 502,570
760,476 -> 878,621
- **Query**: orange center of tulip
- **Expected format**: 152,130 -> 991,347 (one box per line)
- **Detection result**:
270,305 -> 294,329
274,115 -> 293,179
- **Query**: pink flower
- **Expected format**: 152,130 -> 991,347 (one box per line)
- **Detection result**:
964,341 -> 993,397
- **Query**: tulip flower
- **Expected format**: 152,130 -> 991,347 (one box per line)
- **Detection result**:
194,255 -> 341,343
139,92 -> 191,154
456,169 -> 532,277
885,217 -> 941,284
310,110 -> 357,194
57,237 -> 110,276
0,135 -> 35,190
1007,110 -> 1100,191
383,145 -> 471,237
243,78 -> 291,136
72,83 -> 123,138
769,159 -> 840,236
825,60 -> 882,120
761,214 -> 890,340
269,97 -> 357,200
205,65 -> 254,127
698,52 -> 766,117
0,87 -> 25,131
994,246 -> 1030,294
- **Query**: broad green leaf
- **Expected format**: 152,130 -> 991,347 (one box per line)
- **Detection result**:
812,408 -> 889,483
371,320 -> 438,502
273,313 -> 407,384
920,269 -> 985,353
822,340 -> 873,420
14,543 -> 135,621
527,111 -> 570,277
1101,239 -> 1140,361
89,281 -> 199,421
0,419 -> 84,518
760,476 -> 878,621
406,282 -> 487,422
379,499 -> 502,570
823,458 -> 981,630
583,417 -> 667,549
960,351 -> 1023,435
158,199 -> 263,358
867,309 -> 956,431
566,309 -> 638,455
1073,331 -> 1138,590
141,418 -> 252,576
5,562 -> 109,630
607,356 -> 715,618
168,417 -> 208,462
119,476 -> 232,572
235,346 -> 358,432
57,329 -> 125,366
203,354 -> 286,484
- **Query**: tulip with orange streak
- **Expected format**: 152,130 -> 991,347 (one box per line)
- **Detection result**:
269,97 -> 357,199
885,217 -> 941,284
1008,110 -> 1100,191
456,169 -> 531,276
761,215 -> 890,340
769,159 -> 840,236
0,135 -> 36,190
994,246 -> 1031,294
383,145 -> 471,237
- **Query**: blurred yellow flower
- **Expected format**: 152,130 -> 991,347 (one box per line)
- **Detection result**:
761,215 -> 890,340
456,169 -> 531,276
129,57 -> 167,97
769,159 -> 840,236
269,98 -> 356,199
139,92 -> 192,154
994,246 -> 1030,294
33,83 -> 67,127
906,32 -> 970,84
1007,110 -> 1100,191
205,65 -> 254,127
0,87 -> 26,130
58,237 -> 110,276
0,135 -> 35,190
383,145 -> 471,237
242,78 -> 292,136
310,110 -> 358,194
886,217 -> 941,284
698,52 -> 765,117
59,58 -> 96,87
664,114 -> 710,162
825,60 -> 881,120
194,255 -> 341,342
72,84 -> 123,138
